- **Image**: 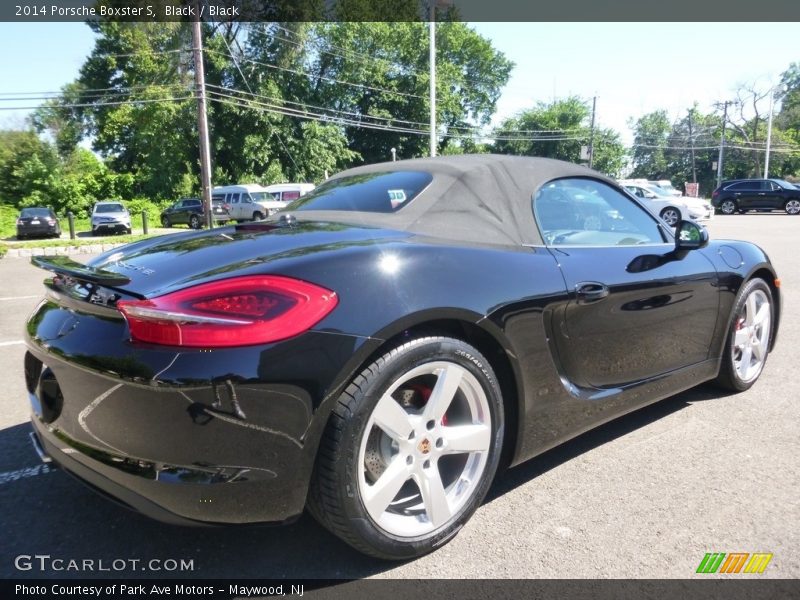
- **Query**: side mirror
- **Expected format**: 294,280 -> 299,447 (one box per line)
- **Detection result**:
675,220 -> 709,251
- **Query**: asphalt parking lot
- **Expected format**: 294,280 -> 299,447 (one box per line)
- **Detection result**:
0,214 -> 797,580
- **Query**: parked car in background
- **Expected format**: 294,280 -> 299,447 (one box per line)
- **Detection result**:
264,183 -> 316,203
648,180 -> 683,197
711,179 -> 800,215
160,198 -> 231,229
212,184 -> 281,221
16,207 -> 61,240
24,155 -> 780,560
91,201 -> 131,236
619,181 -> 689,226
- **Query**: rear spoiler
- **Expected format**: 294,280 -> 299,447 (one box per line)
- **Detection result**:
31,256 -> 131,287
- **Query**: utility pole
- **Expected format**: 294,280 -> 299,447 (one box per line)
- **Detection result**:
191,16 -> 214,228
688,109 -> 697,183
588,95 -> 597,169
429,2 -> 436,157
716,101 -> 731,189
764,88 -> 775,179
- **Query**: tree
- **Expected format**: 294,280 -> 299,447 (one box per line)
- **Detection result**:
629,110 -> 671,179
492,97 -> 626,177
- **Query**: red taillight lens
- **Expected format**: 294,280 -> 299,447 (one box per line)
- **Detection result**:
712,190 -> 719,198
117,276 -> 338,347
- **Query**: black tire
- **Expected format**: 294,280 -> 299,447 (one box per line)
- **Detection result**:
659,207 -> 681,227
719,199 -> 737,215
252,211 -> 264,221
784,199 -> 800,215
189,215 -> 202,229
125,228 -> 132,235
307,336 -> 505,560
161,215 -> 171,228
713,278 -> 773,392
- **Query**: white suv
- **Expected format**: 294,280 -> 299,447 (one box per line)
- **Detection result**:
91,201 -> 131,236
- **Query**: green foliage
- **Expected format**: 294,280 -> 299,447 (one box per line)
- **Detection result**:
629,110 -> 671,179
125,197 -> 168,227
493,96 -> 626,177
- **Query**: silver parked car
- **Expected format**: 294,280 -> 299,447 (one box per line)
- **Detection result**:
620,182 -> 689,226
91,201 -> 131,236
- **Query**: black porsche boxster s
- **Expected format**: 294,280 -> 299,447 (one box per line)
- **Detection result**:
24,155 -> 779,560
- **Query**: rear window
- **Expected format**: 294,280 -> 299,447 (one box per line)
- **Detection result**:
20,208 -> 53,217
288,171 -> 432,213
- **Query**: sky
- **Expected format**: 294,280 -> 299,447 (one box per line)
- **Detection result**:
0,22 -> 797,146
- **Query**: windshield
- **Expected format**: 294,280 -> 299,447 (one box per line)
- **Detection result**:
95,203 -> 125,213
772,179 -> 795,189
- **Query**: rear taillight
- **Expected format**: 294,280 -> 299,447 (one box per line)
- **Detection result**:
712,190 -> 719,198
117,276 -> 338,347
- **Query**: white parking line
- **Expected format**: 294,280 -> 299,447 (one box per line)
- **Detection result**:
0,295 -> 40,301
0,464 -> 52,486
0,340 -> 24,347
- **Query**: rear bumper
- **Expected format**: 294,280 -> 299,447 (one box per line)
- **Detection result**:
18,225 -> 59,237
23,299 -> 379,525
30,422 -> 212,527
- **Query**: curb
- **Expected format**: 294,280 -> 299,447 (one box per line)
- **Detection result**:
2,243 -> 124,258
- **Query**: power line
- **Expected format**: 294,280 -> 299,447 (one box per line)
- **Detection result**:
205,47 -> 426,100
218,28 -> 301,173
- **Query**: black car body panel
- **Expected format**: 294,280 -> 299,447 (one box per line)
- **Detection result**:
24,155 -> 780,527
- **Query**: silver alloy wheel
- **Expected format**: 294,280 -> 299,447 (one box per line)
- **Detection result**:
720,199 -> 737,215
660,207 -> 680,226
785,199 -> 800,215
357,361 -> 491,538
732,288 -> 771,383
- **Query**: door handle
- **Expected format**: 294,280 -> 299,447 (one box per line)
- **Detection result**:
758,193 -> 766,196
575,282 -> 609,304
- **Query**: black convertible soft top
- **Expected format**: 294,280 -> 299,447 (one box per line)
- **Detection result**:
288,154 -> 618,247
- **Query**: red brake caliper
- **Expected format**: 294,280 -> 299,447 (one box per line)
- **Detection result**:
408,384 -> 447,425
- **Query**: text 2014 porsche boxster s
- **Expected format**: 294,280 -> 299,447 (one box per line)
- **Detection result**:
24,155 -> 779,559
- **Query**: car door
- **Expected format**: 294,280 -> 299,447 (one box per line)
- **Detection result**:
731,180 -> 763,210
172,200 -> 187,224
535,178 -> 719,389
765,181 -> 785,209
227,193 -> 241,220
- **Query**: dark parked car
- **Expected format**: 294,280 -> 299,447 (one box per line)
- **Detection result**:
16,207 -> 61,239
711,178 -> 800,215
24,156 -> 779,560
160,197 -> 231,229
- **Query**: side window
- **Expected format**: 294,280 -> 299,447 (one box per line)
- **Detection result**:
242,194 -> 252,204
230,193 -> 241,204
728,182 -> 749,191
534,178 -> 667,247
282,191 -> 301,202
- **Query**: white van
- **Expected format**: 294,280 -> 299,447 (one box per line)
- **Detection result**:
264,183 -> 316,203
211,184 -> 282,221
